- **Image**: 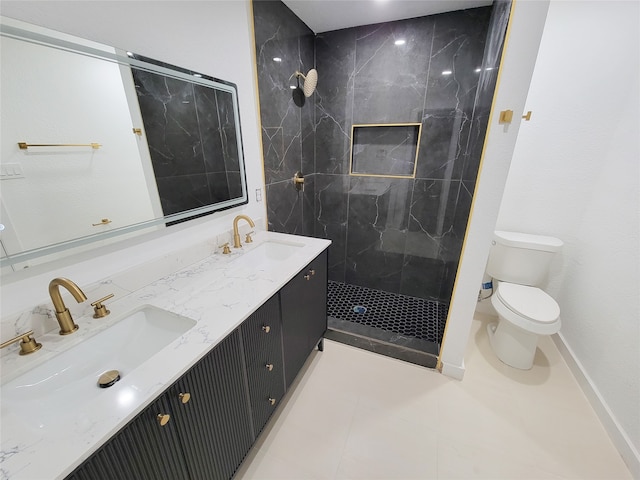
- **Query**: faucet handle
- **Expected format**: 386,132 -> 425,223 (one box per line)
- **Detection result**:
0,330 -> 42,356
220,243 -> 232,254
245,232 -> 254,244
91,293 -> 114,318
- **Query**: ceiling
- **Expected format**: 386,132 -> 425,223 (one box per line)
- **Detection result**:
281,0 -> 493,33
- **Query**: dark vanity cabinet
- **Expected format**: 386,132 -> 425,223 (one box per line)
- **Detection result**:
168,331 -> 254,480
67,332 -> 252,480
281,250 -> 328,388
67,248 -> 328,480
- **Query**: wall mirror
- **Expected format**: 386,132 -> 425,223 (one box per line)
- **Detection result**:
0,17 -> 248,272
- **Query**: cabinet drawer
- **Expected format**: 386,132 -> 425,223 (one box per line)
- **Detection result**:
246,357 -> 285,435
241,294 -> 281,366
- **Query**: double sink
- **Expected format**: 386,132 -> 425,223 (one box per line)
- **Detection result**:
1,238 -> 303,433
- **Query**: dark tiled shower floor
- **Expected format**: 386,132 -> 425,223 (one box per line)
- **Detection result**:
326,281 -> 448,368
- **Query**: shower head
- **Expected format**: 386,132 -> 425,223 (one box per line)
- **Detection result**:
291,69 -> 318,97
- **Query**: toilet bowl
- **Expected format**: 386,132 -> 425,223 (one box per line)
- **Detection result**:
487,281 -> 561,369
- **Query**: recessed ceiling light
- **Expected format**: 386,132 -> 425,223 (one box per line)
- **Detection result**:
394,39 -> 406,46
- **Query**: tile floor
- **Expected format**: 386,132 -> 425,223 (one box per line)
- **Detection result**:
235,312 -> 632,479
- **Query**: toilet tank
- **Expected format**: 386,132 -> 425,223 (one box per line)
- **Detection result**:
486,231 -> 563,286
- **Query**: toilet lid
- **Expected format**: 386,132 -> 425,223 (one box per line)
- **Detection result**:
497,283 -> 560,323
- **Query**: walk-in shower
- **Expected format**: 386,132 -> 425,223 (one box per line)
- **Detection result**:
253,0 -> 511,367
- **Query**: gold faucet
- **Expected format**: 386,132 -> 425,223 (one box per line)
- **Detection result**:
49,277 -> 88,335
232,214 -> 255,248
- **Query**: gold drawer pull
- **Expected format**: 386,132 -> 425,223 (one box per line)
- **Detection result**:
304,274 -> 311,281
268,397 -> 276,406
179,392 -> 191,404
262,325 -> 271,333
308,269 -> 316,276
157,414 -> 171,426
265,363 -> 274,372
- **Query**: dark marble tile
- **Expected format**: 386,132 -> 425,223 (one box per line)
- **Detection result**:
133,70 -> 205,177
345,177 -> 412,292
266,180 -> 303,234
313,174 -> 349,282
315,28 -> 357,174
215,89 -> 241,173
352,17 -> 434,123
426,8 -> 491,114
206,172 -> 232,204
400,254 -> 446,301
301,173 -> 315,237
407,178 -> 450,240
325,325 -> 438,368
155,174 -> 211,216
193,84 -> 226,174
253,0 -> 309,130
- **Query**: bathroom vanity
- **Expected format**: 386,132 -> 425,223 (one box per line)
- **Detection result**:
0,231 -> 330,479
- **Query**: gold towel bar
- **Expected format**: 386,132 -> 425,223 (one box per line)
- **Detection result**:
18,142 -> 101,150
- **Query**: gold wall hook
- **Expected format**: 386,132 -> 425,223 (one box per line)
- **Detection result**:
522,111 -> 532,121
499,110 -> 514,124
132,128 -> 143,136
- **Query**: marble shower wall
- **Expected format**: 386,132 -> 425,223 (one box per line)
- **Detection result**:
252,0 -> 315,235
315,6 -> 503,303
253,1 -> 510,304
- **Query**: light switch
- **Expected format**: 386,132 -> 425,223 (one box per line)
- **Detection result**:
0,163 -> 24,179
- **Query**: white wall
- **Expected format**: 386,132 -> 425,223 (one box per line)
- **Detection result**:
438,0 -> 550,378
0,1 -> 266,312
496,0 -> 640,473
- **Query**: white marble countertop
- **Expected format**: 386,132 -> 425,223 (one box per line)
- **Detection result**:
0,231 -> 331,480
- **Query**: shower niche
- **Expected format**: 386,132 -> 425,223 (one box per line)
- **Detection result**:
350,123 -> 421,178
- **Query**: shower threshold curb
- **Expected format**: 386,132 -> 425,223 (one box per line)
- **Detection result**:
326,316 -> 439,369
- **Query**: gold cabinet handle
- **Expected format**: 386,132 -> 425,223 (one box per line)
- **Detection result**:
179,392 -> 191,404
92,218 -> 112,226
308,269 -> 316,276
265,363 -> 274,372
304,274 -> 311,281
91,293 -> 114,318
268,397 -> 276,406
157,414 -> 171,426
262,325 -> 271,333
0,330 -> 42,356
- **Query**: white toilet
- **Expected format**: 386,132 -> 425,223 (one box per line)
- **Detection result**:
485,230 -> 563,370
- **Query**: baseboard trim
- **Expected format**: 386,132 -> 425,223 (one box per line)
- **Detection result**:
553,332 -> 640,478
439,359 -> 465,380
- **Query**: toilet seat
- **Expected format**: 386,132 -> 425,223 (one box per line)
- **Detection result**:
491,282 -> 561,335
496,282 -> 560,323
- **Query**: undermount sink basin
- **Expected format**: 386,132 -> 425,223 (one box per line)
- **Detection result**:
233,240 -> 304,269
1,305 -> 195,431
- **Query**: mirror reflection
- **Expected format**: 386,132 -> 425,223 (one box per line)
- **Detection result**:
0,18 -> 248,271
